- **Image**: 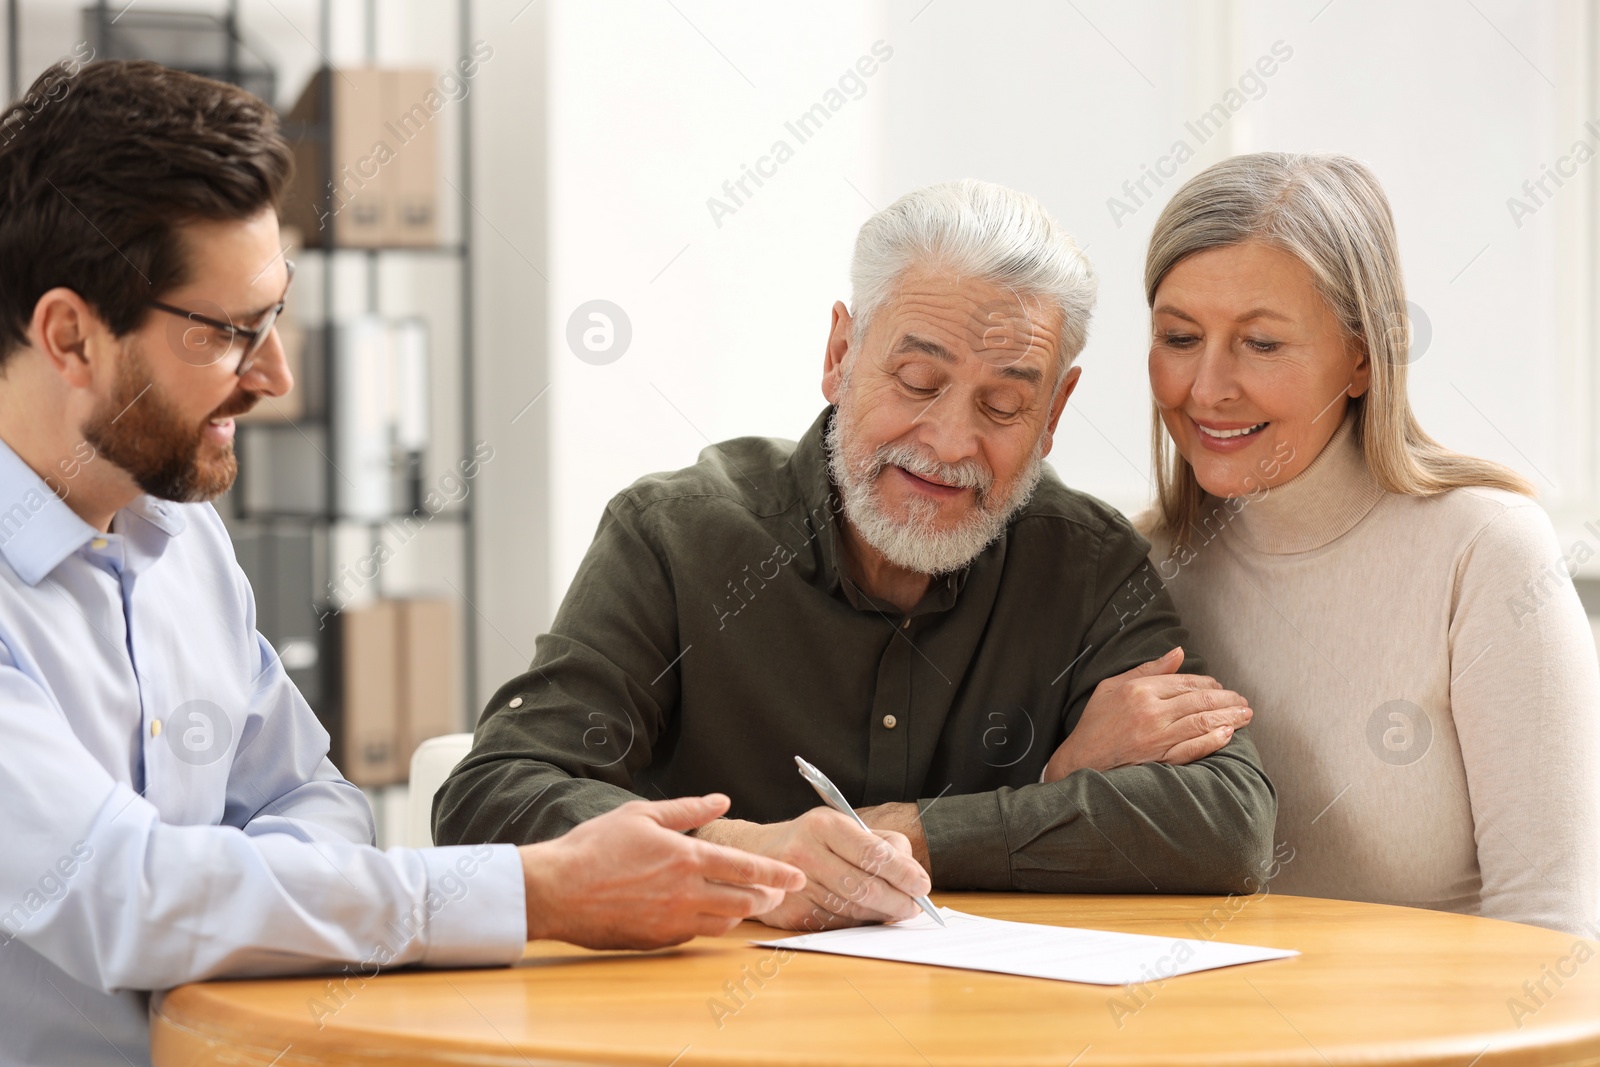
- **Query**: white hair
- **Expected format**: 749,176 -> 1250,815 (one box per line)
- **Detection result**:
849,179 -> 1098,383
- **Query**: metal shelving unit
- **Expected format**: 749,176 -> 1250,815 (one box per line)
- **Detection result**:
82,0 -> 276,99
2,0 -> 481,730
259,0 -> 480,732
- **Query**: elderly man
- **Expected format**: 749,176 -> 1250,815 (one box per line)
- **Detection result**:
436,180 -> 1275,929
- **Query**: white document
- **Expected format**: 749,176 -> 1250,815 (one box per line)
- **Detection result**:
751,908 -> 1297,986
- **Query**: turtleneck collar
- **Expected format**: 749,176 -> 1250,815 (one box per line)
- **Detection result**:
1224,410 -> 1387,555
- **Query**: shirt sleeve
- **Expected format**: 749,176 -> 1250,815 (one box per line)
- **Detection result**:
433,493 -> 669,847
0,642 -> 528,994
210,504 -> 382,847
1449,501 -> 1600,936
222,631 -> 381,846
919,524 -> 1279,894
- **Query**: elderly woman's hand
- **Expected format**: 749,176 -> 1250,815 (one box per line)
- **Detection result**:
1041,647 -> 1252,782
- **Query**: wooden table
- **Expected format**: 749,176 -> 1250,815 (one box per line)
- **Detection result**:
150,892 -> 1600,1066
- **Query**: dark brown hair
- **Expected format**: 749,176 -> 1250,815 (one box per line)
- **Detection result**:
0,59 -> 293,365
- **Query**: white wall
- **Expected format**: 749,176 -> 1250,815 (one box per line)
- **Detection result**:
470,0 -> 551,703
871,1 -> 1218,516
541,1 -> 891,609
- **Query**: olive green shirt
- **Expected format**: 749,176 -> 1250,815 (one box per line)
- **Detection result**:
435,408 -> 1276,892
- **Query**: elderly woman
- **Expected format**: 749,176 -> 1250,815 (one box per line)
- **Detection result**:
1134,153 -> 1596,934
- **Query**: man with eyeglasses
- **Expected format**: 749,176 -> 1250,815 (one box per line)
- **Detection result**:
148,259 -> 295,373
0,59 -> 801,1067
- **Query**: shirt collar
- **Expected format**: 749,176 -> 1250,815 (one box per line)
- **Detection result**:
0,437 -> 186,586
122,493 -> 186,539
787,406 -> 973,614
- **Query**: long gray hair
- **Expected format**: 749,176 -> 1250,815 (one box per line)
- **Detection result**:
1144,152 -> 1532,546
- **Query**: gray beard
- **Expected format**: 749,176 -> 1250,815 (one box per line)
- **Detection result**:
823,398 -> 1045,577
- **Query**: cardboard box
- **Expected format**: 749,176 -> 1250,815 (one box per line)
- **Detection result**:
322,597 -> 459,786
283,67 -> 385,247
383,70 -> 441,247
395,597 -> 459,761
328,600 -> 402,786
281,67 -> 439,248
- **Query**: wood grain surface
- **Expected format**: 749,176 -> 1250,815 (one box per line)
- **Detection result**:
150,892 -> 1600,1067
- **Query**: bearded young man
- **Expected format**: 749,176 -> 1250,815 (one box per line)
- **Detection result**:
437,180 -> 1276,929
0,60 -> 803,1067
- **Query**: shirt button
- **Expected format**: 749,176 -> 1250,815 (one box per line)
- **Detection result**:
901,618 -> 910,630
882,715 -> 897,729
508,696 -> 524,709
91,538 -> 108,550
150,719 -> 162,738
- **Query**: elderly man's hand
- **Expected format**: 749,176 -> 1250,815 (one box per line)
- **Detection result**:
693,808 -> 930,931
1042,647 -> 1252,783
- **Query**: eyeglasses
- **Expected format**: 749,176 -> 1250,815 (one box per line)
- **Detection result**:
145,259 -> 295,376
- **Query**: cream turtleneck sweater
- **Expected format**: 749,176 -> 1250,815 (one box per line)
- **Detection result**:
1146,414 -> 1600,936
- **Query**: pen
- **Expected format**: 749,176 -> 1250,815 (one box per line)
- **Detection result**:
794,755 -> 946,927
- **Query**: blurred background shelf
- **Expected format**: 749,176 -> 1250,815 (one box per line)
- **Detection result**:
80,0 -> 276,98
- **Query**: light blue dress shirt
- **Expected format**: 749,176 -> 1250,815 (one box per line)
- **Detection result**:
0,439 -> 526,1067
